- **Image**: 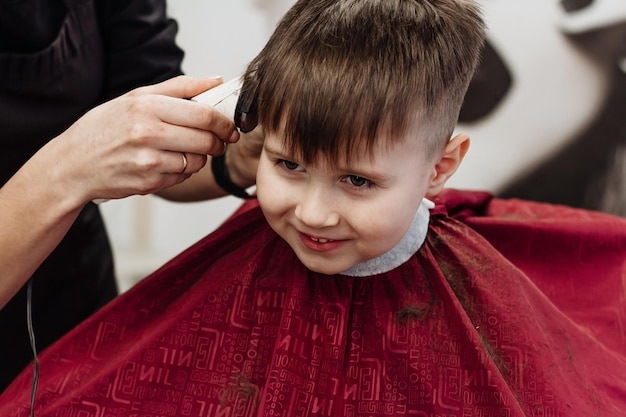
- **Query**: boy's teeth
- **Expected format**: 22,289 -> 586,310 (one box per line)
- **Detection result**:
312,237 -> 331,243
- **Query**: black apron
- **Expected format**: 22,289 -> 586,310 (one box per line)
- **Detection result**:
0,0 -> 117,391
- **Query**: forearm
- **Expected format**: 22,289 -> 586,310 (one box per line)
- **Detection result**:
0,156 -> 84,310
0,76 -> 243,308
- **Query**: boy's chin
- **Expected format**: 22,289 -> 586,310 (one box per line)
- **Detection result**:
298,258 -> 353,276
303,264 -> 342,276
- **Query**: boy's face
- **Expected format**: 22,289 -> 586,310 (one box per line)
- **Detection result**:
256,131 -> 438,275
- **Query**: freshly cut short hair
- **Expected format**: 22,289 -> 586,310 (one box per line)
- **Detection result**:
242,0 -> 485,163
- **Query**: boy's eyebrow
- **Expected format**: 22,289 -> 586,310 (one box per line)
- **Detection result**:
336,164 -> 393,184
263,143 -> 290,158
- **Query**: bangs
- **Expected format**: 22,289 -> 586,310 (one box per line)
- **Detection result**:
256,54 -> 422,166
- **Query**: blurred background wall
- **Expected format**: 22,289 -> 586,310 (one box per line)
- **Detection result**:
101,0 -> 626,292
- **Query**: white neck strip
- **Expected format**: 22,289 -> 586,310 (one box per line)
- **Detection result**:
341,198 -> 435,277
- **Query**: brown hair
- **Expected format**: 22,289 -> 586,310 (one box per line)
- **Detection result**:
242,0 -> 485,164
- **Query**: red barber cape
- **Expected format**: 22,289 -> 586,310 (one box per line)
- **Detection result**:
2,189 -> 626,416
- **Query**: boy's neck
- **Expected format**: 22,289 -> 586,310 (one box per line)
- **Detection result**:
341,198 -> 434,277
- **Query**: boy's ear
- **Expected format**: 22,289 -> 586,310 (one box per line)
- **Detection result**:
426,133 -> 470,197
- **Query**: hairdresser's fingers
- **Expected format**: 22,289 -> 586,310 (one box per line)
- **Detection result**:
152,96 -> 240,145
162,151 -> 207,175
137,119 -> 231,157
130,148 -> 207,176
134,75 -> 225,100
102,149 -> 207,196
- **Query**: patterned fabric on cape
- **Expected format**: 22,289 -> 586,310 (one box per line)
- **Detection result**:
1,189 -> 625,416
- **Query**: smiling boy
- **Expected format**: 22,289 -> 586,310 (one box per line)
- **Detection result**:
258,132 -> 467,275
251,0 -> 480,277
2,0 -> 626,416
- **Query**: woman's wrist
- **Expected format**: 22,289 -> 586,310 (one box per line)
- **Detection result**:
38,135 -> 94,210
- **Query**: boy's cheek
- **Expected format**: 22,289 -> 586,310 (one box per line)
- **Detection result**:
256,183 -> 288,229
256,188 -> 274,218
257,168 -> 295,215
255,163 -> 275,210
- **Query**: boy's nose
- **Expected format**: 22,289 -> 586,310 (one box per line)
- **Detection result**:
294,185 -> 340,228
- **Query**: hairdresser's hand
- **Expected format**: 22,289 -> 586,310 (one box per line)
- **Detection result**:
45,75 -> 240,207
1,75 -> 241,310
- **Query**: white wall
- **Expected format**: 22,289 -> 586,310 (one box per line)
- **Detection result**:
449,0 -> 611,192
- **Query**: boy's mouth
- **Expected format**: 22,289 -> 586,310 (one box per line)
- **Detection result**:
310,237 -> 334,243
297,231 -> 345,252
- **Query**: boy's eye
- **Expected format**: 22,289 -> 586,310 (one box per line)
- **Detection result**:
346,175 -> 371,188
280,159 -> 303,171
